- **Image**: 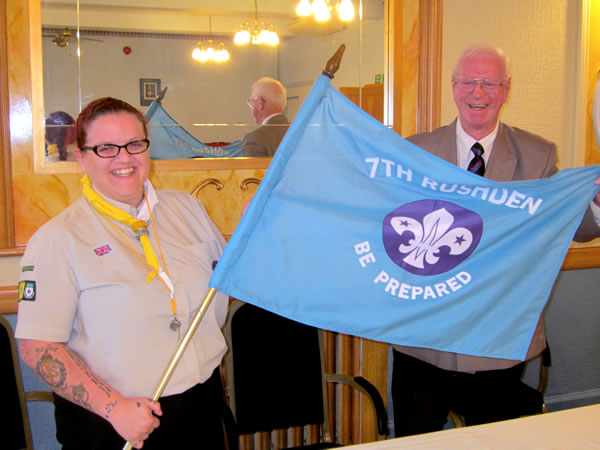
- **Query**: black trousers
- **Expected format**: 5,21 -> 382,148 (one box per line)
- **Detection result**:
54,368 -> 226,449
392,349 -> 525,438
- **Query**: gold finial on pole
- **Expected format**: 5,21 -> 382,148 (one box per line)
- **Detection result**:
322,44 -> 346,79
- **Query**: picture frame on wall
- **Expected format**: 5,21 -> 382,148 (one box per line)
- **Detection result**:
139,78 -> 161,106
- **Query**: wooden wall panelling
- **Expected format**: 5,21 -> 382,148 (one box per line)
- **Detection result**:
0,0 -> 14,249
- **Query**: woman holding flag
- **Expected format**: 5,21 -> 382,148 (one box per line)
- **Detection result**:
15,97 -> 229,449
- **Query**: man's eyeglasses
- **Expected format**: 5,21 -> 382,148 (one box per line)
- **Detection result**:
81,139 -> 150,158
453,78 -> 507,94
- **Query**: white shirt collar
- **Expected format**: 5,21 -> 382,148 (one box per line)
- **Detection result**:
261,113 -> 284,125
456,118 -> 500,169
136,180 -> 159,221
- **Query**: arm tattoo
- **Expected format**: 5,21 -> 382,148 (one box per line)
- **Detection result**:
33,344 -> 115,414
35,348 -> 67,390
64,347 -> 113,398
104,400 -> 118,419
71,383 -> 91,410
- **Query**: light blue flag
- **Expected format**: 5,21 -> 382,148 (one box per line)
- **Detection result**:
209,75 -> 600,360
145,101 -> 243,159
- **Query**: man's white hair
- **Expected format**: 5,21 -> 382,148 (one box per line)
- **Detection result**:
453,45 -> 511,80
252,77 -> 287,111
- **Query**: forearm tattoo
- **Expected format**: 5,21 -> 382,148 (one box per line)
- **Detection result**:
35,347 -> 67,390
71,383 -> 92,410
34,344 -> 118,418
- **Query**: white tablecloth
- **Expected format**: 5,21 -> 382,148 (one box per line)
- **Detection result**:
346,404 -> 600,449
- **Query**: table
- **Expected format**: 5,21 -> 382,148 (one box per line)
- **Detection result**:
345,404 -> 600,449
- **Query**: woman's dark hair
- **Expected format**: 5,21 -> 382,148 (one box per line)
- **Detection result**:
45,111 -> 75,161
76,97 -> 148,148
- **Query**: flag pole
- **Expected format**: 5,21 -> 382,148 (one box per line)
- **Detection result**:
123,288 -> 218,450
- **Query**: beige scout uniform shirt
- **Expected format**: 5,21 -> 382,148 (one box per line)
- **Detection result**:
16,185 -> 228,398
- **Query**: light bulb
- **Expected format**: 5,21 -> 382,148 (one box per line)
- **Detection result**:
259,29 -> 271,45
196,50 -> 209,62
312,0 -> 330,21
266,30 -> 279,46
192,44 -> 207,62
296,0 -> 312,16
338,0 -> 354,21
234,27 -> 250,45
206,43 -> 216,60
215,44 -> 230,62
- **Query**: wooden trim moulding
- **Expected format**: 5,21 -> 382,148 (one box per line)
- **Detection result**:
0,0 -> 14,249
562,247 -> 600,270
0,247 -> 24,257
417,0 -> 443,133
0,285 -> 18,314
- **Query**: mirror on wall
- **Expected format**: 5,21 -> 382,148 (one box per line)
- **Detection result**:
40,0 -> 385,165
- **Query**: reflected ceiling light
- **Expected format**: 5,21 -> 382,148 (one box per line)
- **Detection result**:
296,0 -> 355,22
234,0 -> 279,46
192,15 -> 230,63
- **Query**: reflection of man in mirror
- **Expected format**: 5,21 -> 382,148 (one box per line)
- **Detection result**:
243,77 -> 290,157
45,111 -> 76,162
392,44 -> 600,438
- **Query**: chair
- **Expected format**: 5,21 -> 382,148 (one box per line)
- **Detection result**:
448,344 -> 552,428
222,301 -> 388,449
1,315 -> 54,450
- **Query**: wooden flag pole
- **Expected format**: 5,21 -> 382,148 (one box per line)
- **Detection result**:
123,288 -> 218,450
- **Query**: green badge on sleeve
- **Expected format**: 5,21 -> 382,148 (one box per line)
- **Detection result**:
22,265 -> 34,272
18,281 -> 36,301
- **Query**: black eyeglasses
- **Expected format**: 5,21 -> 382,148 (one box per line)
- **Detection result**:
81,139 -> 150,158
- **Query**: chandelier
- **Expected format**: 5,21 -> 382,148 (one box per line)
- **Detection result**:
234,0 -> 279,46
296,0 -> 355,22
192,16 -> 230,63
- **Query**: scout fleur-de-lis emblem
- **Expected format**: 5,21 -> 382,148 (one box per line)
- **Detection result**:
382,200 -> 483,276
390,208 -> 473,269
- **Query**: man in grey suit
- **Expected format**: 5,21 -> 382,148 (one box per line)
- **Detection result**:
243,77 -> 290,157
392,44 -> 600,437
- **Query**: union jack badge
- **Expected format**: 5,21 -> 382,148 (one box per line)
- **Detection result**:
93,243 -> 113,256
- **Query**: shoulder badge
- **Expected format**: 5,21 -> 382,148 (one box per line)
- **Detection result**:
18,280 -> 36,302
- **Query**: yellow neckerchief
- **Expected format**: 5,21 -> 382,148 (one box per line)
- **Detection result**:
47,143 -> 59,157
80,174 -> 159,283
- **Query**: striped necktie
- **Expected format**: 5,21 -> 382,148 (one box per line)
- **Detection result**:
467,142 -> 485,176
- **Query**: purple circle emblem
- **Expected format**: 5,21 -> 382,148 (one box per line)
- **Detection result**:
382,200 -> 483,276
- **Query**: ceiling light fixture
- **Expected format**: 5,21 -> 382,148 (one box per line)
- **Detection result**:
234,0 -> 279,46
296,0 -> 355,22
192,15 -> 230,63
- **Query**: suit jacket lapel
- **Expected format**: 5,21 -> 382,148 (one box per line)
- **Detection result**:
486,122 -> 517,181
436,120 -> 459,165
